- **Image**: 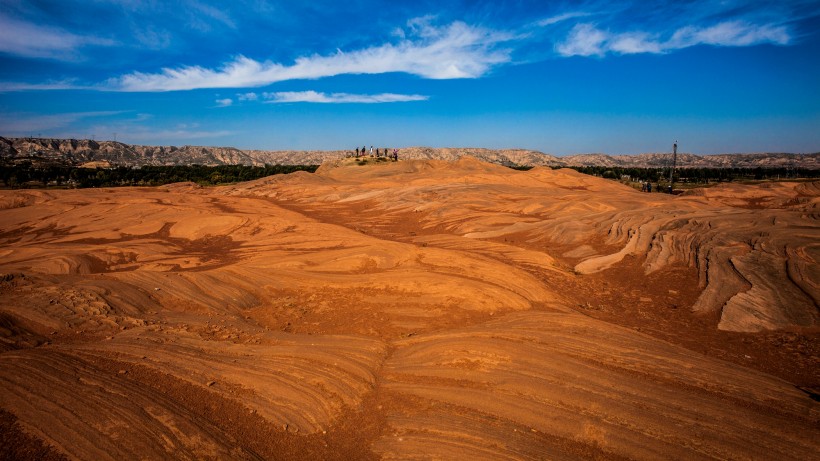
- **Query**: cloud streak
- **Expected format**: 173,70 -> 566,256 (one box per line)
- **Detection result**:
0,80 -> 93,92
0,111 -> 126,135
0,14 -> 114,60
263,91 -> 428,104
2,2 -> 806,95
557,20 -> 791,57
107,20 -> 512,91
536,12 -> 592,27
122,128 -> 235,142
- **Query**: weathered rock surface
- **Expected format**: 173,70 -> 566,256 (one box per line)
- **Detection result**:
0,157 -> 817,460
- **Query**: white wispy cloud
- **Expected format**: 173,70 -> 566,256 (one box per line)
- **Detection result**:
0,80 -> 93,92
106,20 -> 512,91
215,98 -> 233,107
668,21 -> 790,48
556,23 -> 608,57
0,14 -> 115,60
187,0 -> 237,31
608,32 -> 663,54
0,111 -> 126,135
557,20 -> 791,57
263,91 -> 428,104
237,92 -> 258,101
2,2 -> 804,94
536,12 -> 592,27
122,128 -> 235,142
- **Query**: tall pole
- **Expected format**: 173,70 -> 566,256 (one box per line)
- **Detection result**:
669,141 -> 677,193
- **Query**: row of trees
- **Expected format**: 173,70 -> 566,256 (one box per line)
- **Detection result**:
0,164 -> 319,188
2,163 -> 816,189
568,166 -> 819,183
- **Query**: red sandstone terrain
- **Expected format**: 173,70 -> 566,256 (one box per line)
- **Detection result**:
1,157 -> 818,460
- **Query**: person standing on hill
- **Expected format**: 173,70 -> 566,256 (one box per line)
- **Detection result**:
370,145 -> 373,156
355,147 -> 359,158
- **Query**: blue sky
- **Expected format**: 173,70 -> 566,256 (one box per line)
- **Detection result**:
1,0 -> 819,155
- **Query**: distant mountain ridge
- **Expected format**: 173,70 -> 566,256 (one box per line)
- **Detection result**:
2,137 -> 818,169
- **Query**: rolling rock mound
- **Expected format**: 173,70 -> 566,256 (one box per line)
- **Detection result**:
236,156 -> 819,333
1,157 -> 818,460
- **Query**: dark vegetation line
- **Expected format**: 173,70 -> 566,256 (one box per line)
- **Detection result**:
566,165 -> 819,183
505,164 -> 819,184
1,163 -> 817,189
0,164 -> 319,188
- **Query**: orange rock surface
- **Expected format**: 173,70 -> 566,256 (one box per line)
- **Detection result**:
1,158 -> 818,460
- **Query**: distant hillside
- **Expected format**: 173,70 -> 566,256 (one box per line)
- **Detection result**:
2,137 -> 818,169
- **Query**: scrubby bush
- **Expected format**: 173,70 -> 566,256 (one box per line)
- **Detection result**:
0,164 -> 319,188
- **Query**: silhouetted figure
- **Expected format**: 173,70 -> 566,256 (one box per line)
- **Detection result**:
647,183 -> 652,193
355,147 -> 359,158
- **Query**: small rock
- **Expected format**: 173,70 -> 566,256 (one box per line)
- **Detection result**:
206,380 -> 216,386
154,287 -> 161,291
118,369 -> 128,375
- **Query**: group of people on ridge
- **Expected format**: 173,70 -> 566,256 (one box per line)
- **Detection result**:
355,145 -> 398,161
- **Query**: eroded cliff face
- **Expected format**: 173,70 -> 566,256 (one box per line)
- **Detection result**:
3,136 -> 818,168
2,137 -> 260,166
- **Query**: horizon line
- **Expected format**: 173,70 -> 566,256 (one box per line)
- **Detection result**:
2,135 -> 819,157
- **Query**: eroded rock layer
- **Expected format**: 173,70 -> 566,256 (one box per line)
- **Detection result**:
0,158 -> 817,460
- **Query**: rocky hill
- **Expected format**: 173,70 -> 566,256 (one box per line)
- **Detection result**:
2,136 -> 818,169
